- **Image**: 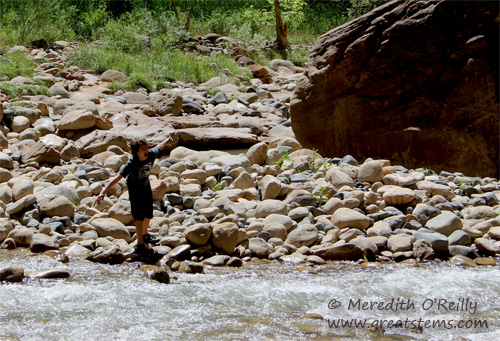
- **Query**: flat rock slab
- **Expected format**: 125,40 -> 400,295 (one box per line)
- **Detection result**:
175,128 -> 258,149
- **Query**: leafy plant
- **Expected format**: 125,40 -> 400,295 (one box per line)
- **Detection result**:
0,83 -> 21,98
276,150 -> 293,170
0,51 -> 35,78
458,179 -> 471,190
210,175 -> 225,192
313,186 -> 329,207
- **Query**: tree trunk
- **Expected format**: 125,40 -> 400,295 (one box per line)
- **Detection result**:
184,7 -> 191,32
274,0 -> 288,51
171,0 -> 180,26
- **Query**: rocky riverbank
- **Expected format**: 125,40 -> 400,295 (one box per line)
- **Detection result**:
0,41 -> 499,283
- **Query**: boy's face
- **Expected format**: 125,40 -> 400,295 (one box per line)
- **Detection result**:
137,144 -> 149,161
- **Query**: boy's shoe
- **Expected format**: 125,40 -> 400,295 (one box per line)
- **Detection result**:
134,243 -> 147,254
142,233 -> 160,245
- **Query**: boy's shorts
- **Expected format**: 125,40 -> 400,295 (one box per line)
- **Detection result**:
128,185 -> 153,221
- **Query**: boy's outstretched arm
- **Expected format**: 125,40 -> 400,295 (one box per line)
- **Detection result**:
157,134 -> 175,150
97,173 -> 123,203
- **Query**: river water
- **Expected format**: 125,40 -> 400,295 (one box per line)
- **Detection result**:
0,250 -> 498,341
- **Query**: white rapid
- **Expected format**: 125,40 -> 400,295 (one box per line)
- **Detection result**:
0,252 -> 498,341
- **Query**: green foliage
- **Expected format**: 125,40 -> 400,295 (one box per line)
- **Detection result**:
210,174 -> 225,192
0,83 -> 20,98
347,0 -> 384,19
458,179 -> 471,190
0,51 -> 35,78
0,82 -> 47,99
313,186 -> 329,207
0,0 -> 76,45
70,43 -> 252,90
276,150 -> 293,170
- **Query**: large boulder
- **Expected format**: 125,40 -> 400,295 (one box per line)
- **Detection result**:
75,130 -> 129,158
90,218 -> 131,242
290,0 -> 499,177
150,89 -> 183,116
20,142 -> 61,165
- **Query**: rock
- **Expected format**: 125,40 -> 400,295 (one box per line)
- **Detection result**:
12,177 -> 34,201
474,238 -> 500,256
203,255 -> 230,266
30,233 -> 58,253
0,152 -> 13,169
448,230 -> 472,246
6,194 -> 37,216
425,212 -> 463,236
312,243 -> 363,261
450,255 -> 477,267
280,253 -> 307,265
48,85 -> 70,98
76,130 -> 129,158
65,244 -> 92,257
322,198 -> 344,215
31,270 -> 71,279
178,261 -> 204,274
7,227 -> 34,247
381,186 -> 416,206
412,239 -> 434,261
108,200 -> 133,225
475,257 -> 496,266
284,224 -> 318,247
263,223 -> 287,240
416,181 -> 455,200
90,218 -> 131,242
37,195 -> 75,217
184,223 -> 212,246
258,175 -> 282,200
358,161 -> 384,183
246,142 -> 268,165
464,206 -> 497,220
326,168 -> 354,189
122,92 -> 149,104
249,238 -> 270,258
150,89 -> 183,116
0,266 -> 24,282
387,234 -> 415,253
413,204 -> 441,223
141,265 -> 170,283
86,245 -> 126,265
331,208 -> 370,230
413,231 -> 449,254
290,0 -> 499,177
20,141 -> 61,164
1,238 -> 16,249
255,200 -> 288,218
489,226 -> 500,240
58,110 -> 95,130
350,236 -> 378,259
168,244 -> 191,261
211,222 -> 239,254
449,245 -> 476,258
101,70 -> 127,82
227,257 -> 243,267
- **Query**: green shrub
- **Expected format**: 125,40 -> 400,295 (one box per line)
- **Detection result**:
0,83 -> 21,98
69,44 -> 252,87
20,84 -> 48,96
0,51 -> 35,78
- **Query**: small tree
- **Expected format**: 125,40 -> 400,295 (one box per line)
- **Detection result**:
274,0 -> 288,51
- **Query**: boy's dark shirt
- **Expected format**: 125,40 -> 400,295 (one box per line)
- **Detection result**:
119,146 -> 161,190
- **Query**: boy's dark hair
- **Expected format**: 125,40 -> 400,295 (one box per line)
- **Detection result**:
130,137 -> 148,155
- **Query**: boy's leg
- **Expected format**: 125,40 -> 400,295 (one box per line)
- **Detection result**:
142,218 -> 150,236
142,218 -> 159,244
135,219 -> 145,244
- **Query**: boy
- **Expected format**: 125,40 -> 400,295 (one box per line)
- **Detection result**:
97,135 -> 174,254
